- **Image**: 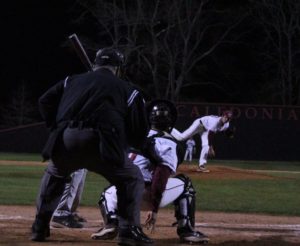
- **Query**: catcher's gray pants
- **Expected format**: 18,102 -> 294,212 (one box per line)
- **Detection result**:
53,168 -> 87,217
34,127 -> 144,228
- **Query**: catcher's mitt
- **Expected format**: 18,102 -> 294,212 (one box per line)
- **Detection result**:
208,146 -> 215,158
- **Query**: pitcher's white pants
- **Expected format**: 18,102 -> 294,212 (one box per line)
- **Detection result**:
199,131 -> 209,166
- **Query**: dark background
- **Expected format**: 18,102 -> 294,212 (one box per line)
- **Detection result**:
175,103 -> 300,161
2,0 -> 299,111
0,1 -> 83,106
0,103 -> 299,161
0,1 -> 299,161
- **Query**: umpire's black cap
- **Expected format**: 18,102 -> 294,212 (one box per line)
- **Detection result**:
94,48 -> 125,67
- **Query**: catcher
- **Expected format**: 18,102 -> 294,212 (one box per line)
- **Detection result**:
91,99 -> 209,244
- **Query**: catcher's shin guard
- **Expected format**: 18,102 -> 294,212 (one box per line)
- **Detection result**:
173,174 -> 209,243
98,186 -> 118,226
92,186 -> 119,240
173,174 -> 196,229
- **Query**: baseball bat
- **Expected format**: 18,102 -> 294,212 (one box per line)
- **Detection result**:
68,33 -> 93,71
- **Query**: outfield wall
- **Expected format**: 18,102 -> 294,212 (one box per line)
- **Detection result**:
0,103 -> 299,161
175,103 -> 300,161
0,122 -> 48,155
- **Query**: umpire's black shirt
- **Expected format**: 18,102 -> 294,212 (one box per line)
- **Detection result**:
39,68 -> 149,162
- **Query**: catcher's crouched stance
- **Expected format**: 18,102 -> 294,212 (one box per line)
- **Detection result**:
91,100 -> 209,244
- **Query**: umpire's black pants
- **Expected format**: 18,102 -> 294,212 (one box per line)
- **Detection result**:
35,127 -> 144,228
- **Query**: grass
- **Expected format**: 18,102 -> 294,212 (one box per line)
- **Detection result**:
0,152 -> 42,161
80,172 -> 110,206
0,164 -> 109,206
0,165 -> 45,205
194,178 -> 300,216
0,153 -> 299,216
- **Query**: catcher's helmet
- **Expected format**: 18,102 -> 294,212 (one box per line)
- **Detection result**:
94,48 -> 125,67
146,99 -> 177,132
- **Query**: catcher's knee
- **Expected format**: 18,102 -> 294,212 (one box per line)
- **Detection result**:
173,174 -> 196,196
173,174 -> 196,228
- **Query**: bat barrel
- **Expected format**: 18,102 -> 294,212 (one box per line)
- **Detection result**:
68,33 -> 93,71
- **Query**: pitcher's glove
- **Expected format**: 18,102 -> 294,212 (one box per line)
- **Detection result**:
208,146 -> 215,158
225,126 -> 236,139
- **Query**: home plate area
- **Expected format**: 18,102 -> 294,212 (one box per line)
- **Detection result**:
0,206 -> 300,245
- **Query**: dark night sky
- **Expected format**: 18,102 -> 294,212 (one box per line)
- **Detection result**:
0,1 -> 82,104
2,1 -> 293,107
1,1 -> 256,108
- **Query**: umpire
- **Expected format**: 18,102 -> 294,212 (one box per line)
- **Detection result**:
31,48 -> 153,245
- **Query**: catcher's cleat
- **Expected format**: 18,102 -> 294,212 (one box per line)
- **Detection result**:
91,225 -> 118,240
196,166 -> 210,173
178,230 -> 209,244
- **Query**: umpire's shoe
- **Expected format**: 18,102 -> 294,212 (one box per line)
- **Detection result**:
118,225 -> 153,246
51,215 -> 83,228
91,224 -> 118,240
31,219 -> 50,242
177,227 -> 209,244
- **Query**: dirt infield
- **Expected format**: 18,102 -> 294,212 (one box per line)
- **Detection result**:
1,162 -> 300,245
177,164 -> 278,180
1,206 -> 300,245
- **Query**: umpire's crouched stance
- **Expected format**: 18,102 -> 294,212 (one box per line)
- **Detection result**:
31,48 -> 153,245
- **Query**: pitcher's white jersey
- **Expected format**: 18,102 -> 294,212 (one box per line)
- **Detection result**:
201,116 -> 229,133
171,115 -> 230,141
129,129 -> 179,182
